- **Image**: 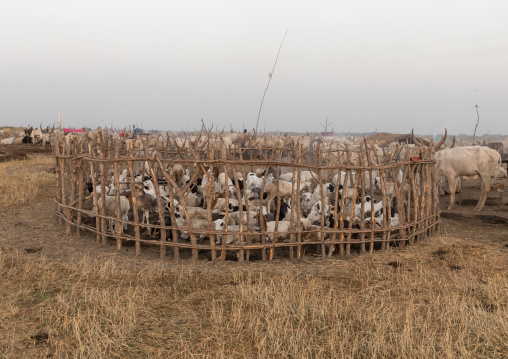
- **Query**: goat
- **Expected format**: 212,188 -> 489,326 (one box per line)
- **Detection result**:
246,172 -> 266,190
218,172 -> 233,191
135,193 -> 158,229
176,204 -> 209,220
213,219 -> 260,245
96,195 -> 130,233
310,201 -> 329,217
300,192 -> 314,215
354,196 -> 384,218
273,198 -> 291,221
174,211 -> 210,240
227,210 -> 259,226
254,213 -> 293,242
181,192 -> 201,207
265,180 -> 293,214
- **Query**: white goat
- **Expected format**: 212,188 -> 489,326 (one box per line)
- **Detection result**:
213,219 -> 260,245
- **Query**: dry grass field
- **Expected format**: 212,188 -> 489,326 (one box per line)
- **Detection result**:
1,151 -> 507,358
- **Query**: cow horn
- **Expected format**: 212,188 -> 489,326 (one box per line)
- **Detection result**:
450,136 -> 456,148
411,129 -> 423,147
434,129 -> 447,150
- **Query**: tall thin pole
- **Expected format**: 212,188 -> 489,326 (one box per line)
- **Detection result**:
472,104 -> 480,145
255,29 -> 288,134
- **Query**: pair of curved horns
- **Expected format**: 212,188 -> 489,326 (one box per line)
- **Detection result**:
411,128 -> 447,150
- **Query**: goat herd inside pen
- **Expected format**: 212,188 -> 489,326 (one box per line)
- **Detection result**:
47,125 -> 476,263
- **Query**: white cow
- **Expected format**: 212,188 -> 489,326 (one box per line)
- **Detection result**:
435,146 -> 507,211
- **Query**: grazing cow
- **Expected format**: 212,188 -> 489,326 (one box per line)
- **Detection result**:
435,146 -> 507,211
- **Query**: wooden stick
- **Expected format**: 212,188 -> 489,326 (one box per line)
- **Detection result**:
127,143 -> 141,256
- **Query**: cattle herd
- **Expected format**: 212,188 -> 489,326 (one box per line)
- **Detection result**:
3,126 -> 508,260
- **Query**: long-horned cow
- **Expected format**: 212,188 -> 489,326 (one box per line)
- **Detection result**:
435,146 -> 507,211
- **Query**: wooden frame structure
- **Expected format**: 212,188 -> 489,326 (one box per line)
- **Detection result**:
53,129 -> 440,262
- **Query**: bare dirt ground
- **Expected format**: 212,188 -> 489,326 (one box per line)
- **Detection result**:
0,145 -> 507,358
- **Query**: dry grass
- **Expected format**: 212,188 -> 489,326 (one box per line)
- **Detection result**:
1,235 -> 507,358
0,156 -> 54,207
1,153 -> 507,358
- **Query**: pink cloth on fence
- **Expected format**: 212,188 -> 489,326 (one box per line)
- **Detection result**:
63,128 -> 83,133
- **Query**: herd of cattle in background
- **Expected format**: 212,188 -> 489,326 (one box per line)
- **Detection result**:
2,124 -> 508,255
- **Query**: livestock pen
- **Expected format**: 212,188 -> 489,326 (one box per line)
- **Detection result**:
52,129 -> 441,262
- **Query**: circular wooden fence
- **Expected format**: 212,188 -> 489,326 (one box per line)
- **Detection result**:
53,130 -> 440,262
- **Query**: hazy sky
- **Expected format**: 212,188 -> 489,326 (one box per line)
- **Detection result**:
1,0 -> 508,135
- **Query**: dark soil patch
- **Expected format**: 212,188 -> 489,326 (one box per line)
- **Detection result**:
30,331 -> 49,345
387,261 -> 403,268
0,151 -> 27,162
440,212 -> 464,220
25,248 -> 43,254
477,215 -> 508,225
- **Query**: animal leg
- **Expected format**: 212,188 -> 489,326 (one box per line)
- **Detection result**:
266,195 -> 275,214
475,176 -> 491,212
446,175 -> 456,210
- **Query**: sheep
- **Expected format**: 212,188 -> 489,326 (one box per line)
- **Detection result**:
300,192 -> 314,215
176,204 -> 209,220
213,219 -> 260,245
96,195 -> 130,233
212,198 -> 239,214
143,179 -> 168,198
309,183 -> 337,207
218,172 -> 233,191
118,169 -> 129,193
169,164 -> 185,187
265,180 -> 293,214
284,171 -> 318,191
253,168 -> 263,177
143,180 -> 156,196
302,224 -> 326,242
339,186 -> 360,202
354,196 -> 384,218
1,137 -> 15,145
371,209 -> 399,227
246,172 -> 265,190
255,214 -> 293,242
182,168 -> 191,185
310,201 -> 329,217
174,211 -> 210,240
227,210 -> 259,226
181,191 -> 201,207
273,198 -> 291,221
299,211 -> 322,227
